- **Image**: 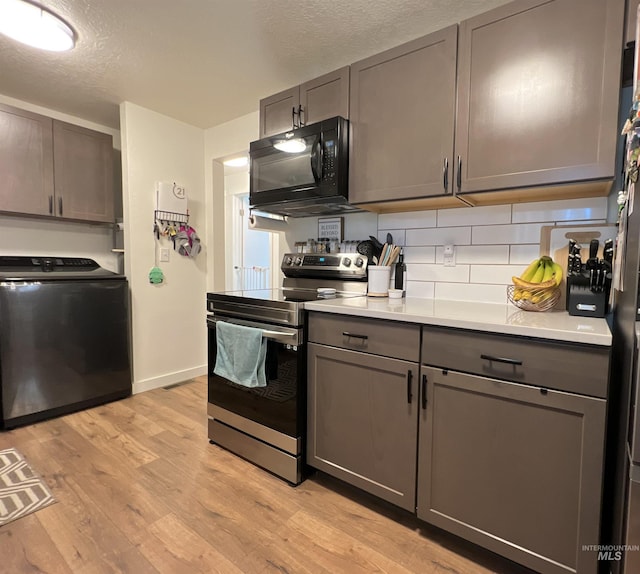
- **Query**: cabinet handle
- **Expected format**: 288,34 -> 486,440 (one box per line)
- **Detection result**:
407,370 -> 413,404
443,157 -> 449,193
298,105 -> 305,127
456,155 -> 462,191
48,195 -> 53,215
58,196 -> 63,216
342,332 -> 368,341
480,354 -> 522,366
421,374 -> 427,410
292,106 -> 298,129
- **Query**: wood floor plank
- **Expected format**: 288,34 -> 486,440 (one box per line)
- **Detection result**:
138,513 -> 246,574
0,377 -> 532,574
0,513 -> 73,574
282,509 -> 416,574
63,407 -> 158,468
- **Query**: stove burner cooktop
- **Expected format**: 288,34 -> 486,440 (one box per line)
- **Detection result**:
206,253 -> 368,327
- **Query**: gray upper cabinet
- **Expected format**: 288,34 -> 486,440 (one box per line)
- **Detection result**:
455,0 -> 624,196
349,26 -> 458,206
0,103 -> 114,223
259,86 -> 300,139
0,103 -> 54,217
258,66 -> 349,138
53,121 -> 114,223
626,0 -> 639,45
417,366 -> 606,574
299,66 -> 349,127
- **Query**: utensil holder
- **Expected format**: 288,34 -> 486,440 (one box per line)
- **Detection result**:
368,266 -> 391,297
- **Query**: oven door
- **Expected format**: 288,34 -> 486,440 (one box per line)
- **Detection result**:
207,316 -> 305,439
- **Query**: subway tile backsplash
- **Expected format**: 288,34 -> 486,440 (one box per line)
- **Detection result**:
511,197 -> 608,223
378,197 -> 610,302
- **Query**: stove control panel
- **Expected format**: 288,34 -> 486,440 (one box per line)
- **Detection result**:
281,253 -> 368,279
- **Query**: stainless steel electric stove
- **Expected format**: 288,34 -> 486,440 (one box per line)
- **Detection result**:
206,253 -> 368,484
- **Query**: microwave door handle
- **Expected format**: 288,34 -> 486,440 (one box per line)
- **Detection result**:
310,137 -> 322,183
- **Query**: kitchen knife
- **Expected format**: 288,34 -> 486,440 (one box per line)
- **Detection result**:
602,239 -> 614,292
588,239 -> 599,291
573,245 -> 582,275
603,239 -> 614,265
568,239 -> 576,277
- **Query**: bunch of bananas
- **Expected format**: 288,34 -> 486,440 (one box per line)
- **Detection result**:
512,256 -> 563,303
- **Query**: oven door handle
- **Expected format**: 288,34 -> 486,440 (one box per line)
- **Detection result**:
207,317 -> 301,344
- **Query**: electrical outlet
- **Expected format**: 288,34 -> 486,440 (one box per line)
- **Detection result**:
443,244 -> 456,267
160,248 -> 170,262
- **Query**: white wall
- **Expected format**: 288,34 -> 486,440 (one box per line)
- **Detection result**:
376,197 -> 609,302
204,111 -> 260,293
0,94 -> 120,271
120,101 -> 206,393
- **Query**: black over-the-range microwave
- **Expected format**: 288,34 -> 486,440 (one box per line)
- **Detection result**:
249,116 -> 359,218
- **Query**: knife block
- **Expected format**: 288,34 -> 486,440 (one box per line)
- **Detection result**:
566,275 -> 608,318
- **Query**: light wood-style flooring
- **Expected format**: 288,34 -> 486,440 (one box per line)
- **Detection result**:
0,377 -> 532,574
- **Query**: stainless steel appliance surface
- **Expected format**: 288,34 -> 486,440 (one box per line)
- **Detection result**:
0,256 -> 132,429
206,253 -> 368,485
249,116 -> 358,217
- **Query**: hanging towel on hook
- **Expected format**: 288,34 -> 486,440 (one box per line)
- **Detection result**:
214,322 -> 267,387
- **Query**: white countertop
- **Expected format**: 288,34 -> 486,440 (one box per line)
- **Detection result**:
305,297 -> 612,346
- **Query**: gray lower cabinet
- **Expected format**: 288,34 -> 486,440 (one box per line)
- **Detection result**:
307,342 -> 418,511
417,365 -> 606,574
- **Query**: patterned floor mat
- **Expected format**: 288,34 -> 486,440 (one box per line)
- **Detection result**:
0,447 -> 56,527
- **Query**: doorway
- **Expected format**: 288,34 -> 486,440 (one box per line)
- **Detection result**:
223,157 -> 278,291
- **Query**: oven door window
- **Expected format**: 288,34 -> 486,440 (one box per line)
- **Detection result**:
208,329 -> 304,438
251,134 -> 320,195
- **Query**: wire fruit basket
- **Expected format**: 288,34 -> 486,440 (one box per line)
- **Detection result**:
507,284 -> 560,312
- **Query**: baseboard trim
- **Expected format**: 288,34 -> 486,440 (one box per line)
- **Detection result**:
133,365 -> 207,394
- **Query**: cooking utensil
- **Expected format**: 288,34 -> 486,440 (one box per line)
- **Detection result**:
386,233 -> 393,244
368,236 -> 384,260
357,240 -> 375,260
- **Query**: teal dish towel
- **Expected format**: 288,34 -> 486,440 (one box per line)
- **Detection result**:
214,321 -> 267,388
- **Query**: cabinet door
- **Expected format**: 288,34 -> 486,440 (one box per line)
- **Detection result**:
300,66 -> 349,126
307,343 -> 418,511
456,0 -> 624,194
259,86 -> 300,138
0,104 -> 53,216
53,121 -> 114,223
349,26 -> 457,204
417,366 -> 606,574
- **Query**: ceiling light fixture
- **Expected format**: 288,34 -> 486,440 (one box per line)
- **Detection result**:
223,156 -> 248,167
0,0 -> 76,52
273,139 -> 307,153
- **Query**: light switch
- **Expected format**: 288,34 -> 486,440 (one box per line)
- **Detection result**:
160,248 -> 170,262
443,244 -> 455,267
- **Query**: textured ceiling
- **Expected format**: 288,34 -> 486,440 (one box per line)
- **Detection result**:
0,0 -> 511,129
